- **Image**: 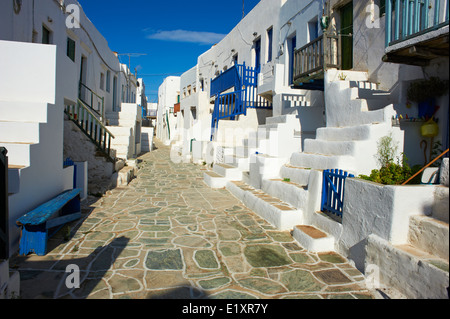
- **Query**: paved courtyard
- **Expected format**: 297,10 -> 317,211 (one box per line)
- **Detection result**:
10,139 -> 375,299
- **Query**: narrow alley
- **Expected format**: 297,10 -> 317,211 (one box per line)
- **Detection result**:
10,139 -> 375,299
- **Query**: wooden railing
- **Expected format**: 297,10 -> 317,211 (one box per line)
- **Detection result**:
65,99 -> 115,162
293,34 -> 340,82
79,82 -> 105,122
385,0 -> 450,47
0,147 -> 9,260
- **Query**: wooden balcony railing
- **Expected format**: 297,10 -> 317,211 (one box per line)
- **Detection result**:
293,34 -> 341,83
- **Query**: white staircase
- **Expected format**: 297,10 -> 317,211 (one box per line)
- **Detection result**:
366,191 -> 449,299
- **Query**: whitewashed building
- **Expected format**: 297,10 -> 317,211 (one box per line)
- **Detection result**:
156,76 -> 181,146
0,0 -> 149,263
173,0 -> 449,298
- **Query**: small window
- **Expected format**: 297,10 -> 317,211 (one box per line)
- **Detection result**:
100,73 -> 105,91
67,37 -> 76,62
267,28 -> 273,62
106,70 -> 111,92
233,54 -> 238,65
42,26 -> 51,44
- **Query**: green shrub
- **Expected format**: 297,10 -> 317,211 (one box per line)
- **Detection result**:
359,134 -> 421,185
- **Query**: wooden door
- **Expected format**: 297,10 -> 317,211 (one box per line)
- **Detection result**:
340,1 -> 353,70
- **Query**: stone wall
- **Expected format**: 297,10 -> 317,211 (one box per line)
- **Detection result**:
63,118 -> 115,195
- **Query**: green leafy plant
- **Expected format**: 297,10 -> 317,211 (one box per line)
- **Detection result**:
407,77 -> 449,102
359,135 -> 420,185
283,178 -> 291,182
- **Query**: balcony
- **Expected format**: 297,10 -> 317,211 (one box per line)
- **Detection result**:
383,0 -> 449,66
292,34 -> 341,88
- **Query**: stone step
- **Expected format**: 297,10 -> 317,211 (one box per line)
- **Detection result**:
408,215 -> 449,262
0,142 -> 35,167
280,164 -> 311,186
227,180 -> 303,231
213,163 -> 243,181
289,152 -> 356,173
203,171 -> 228,189
0,121 -> 40,144
292,225 -> 335,253
315,122 -> 391,142
366,234 -> 449,299
303,139 -> 358,156
224,154 -> 250,171
261,178 -> 308,210
0,100 -> 49,123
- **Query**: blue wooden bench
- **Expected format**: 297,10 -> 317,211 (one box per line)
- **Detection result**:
16,188 -> 82,256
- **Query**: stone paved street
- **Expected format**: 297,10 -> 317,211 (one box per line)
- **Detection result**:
10,139 -> 375,299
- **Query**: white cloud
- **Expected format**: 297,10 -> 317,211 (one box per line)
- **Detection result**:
146,29 -> 226,45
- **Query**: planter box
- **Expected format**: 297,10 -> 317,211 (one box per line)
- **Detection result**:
339,178 -> 436,269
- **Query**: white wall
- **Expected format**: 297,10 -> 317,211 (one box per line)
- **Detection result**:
157,76 -> 180,144
0,41 -> 73,255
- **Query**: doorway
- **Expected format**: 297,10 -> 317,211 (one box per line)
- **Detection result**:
340,1 -> 353,70
79,56 -> 88,102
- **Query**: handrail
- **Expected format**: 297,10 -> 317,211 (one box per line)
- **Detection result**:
402,148 -> 449,185
79,81 -> 105,121
65,99 -> 116,162
77,99 -> 115,138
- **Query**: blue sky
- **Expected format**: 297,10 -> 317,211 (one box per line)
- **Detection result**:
79,0 -> 260,103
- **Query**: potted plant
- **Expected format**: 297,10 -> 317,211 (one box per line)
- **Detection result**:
407,77 -> 449,119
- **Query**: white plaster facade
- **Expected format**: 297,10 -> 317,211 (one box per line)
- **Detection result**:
156,76 -> 180,145
0,0 -> 149,259
171,0 -> 449,298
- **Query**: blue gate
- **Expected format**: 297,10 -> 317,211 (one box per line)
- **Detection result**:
321,169 -> 354,217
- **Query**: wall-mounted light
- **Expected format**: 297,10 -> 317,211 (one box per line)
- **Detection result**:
253,32 -> 258,37
231,49 -> 235,53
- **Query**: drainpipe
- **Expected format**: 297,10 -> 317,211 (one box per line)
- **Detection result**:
190,138 -> 196,153
166,111 -> 170,140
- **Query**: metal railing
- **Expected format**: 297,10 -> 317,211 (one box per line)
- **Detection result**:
65,99 -> 115,162
210,65 -> 241,97
293,34 -> 341,82
210,62 -> 273,141
0,147 -> 9,260
385,0 -> 450,47
79,82 -> 105,122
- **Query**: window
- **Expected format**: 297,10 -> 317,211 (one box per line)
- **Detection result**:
100,73 -> 105,91
67,37 -> 76,62
42,25 -> 51,44
267,27 -> 273,62
106,70 -> 111,92
308,19 -> 319,42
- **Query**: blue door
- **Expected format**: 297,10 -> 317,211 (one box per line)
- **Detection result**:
254,39 -> 261,74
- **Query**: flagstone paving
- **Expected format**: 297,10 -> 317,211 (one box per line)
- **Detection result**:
10,139 -> 375,299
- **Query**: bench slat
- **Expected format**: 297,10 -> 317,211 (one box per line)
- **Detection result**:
46,212 -> 82,230
16,189 -> 81,226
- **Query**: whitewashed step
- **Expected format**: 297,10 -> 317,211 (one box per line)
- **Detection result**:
0,121 -> 40,144
261,178 -> 308,209
280,165 -> 311,186
293,225 -> 335,253
213,163 -> 243,181
408,215 -> 449,262
316,123 -> 391,142
0,100 -> 49,123
224,154 -> 250,171
227,181 -> 303,230
289,152 -> 356,172
0,142 -> 38,167
203,171 -> 227,189
303,139 -> 357,156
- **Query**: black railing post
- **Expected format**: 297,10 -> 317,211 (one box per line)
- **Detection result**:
0,147 -> 9,260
